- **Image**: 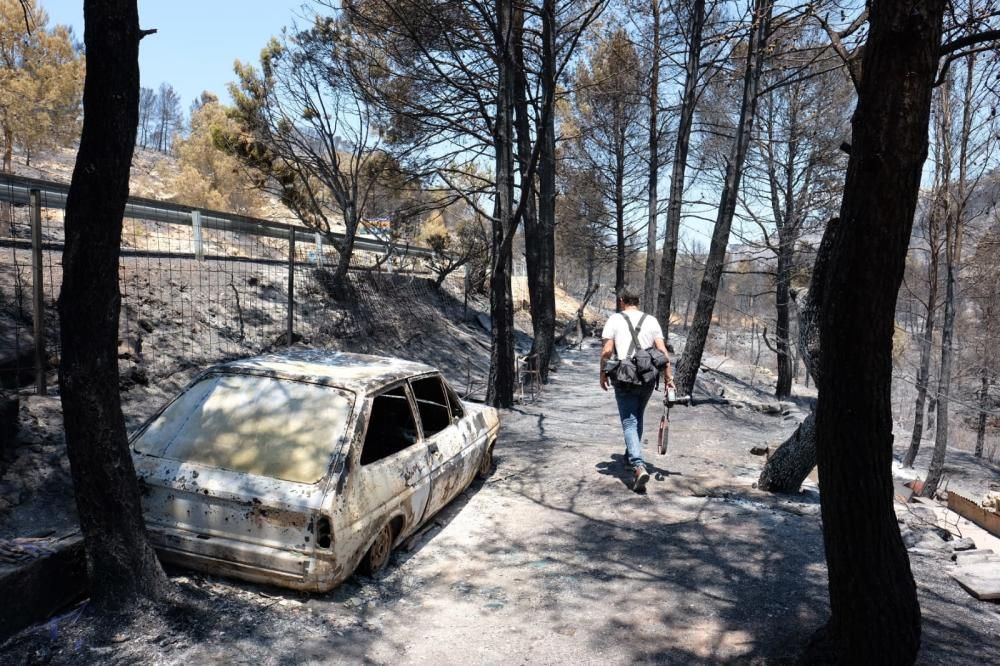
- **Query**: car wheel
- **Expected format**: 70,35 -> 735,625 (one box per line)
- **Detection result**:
477,443 -> 494,479
361,523 -> 394,575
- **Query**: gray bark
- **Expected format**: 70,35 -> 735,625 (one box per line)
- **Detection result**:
757,412 -> 815,493
975,365 -> 988,458
656,0 -> 704,337
59,0 -> 170,609
642,0 -> 661,313
674,0 -> 772,396
487,0 -> 518,408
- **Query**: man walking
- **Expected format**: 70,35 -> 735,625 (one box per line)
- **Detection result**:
599,287 -> 673,491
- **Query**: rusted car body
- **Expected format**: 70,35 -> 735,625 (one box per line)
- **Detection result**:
130,351 -> 500,591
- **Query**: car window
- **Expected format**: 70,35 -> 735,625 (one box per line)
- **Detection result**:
360,385 -> 420,465
133,374 -> 353,484
410,375 -> 451,437
444,381 -> 464,419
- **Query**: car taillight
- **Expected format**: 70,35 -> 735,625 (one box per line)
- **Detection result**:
316,515 -> 332,549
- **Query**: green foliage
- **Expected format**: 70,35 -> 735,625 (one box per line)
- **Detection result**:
169,92 -> 264,214
0,0 -> 84,170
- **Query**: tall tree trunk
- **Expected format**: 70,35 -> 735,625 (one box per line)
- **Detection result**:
656,0 -> 704,337
1,125 -> 12,173
487,0 -> 518,408
905,75 -> 951,469
902,217 -> 940,467
975,364 -> 988,458
514,2 -> 556,384
531,0 -> 558,383
331,206 -> 359,296
674,0 -> 771,396
924,51 -> 974,497
808,1 -> 944,659
757,217 -> 835,493
774,241 -> 792,398
923,250 -> 956,497
614,127 -> 627,298
642,0 -> 661,313
59,0 -> 169,610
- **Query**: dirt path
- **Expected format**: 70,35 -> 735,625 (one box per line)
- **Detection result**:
3,341 -> 998,665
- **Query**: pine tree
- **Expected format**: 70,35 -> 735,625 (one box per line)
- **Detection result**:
0,0 -> 84,171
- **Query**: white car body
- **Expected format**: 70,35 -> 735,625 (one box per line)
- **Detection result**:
130,351 -> 500,591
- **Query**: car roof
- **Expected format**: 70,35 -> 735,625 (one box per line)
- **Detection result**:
213,350 -> 439,395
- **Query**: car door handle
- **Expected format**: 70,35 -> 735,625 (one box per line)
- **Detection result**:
428,442 -> 440,455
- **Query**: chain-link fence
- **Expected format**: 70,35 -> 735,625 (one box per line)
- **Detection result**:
0,174 -> 436,397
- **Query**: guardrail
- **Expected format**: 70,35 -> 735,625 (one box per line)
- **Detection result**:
0,173 -> 441,396
0,173 -> 436,259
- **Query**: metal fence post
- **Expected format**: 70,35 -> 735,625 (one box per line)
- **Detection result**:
29,189 -> 46,396
287,229 -> 295,347
192,210 -> 204,261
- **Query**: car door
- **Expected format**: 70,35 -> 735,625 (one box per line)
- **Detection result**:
412,374 -> 476,519
339,383 -> 432,564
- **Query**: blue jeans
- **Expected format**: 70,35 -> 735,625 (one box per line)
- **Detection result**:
614,383 -> 655,468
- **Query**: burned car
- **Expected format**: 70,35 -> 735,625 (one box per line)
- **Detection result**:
130,351 -> 500,591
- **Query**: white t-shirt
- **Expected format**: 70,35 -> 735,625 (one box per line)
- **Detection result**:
602,310 -> 664,359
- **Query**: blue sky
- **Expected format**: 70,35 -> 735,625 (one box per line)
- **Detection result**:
42,0 -> 311,110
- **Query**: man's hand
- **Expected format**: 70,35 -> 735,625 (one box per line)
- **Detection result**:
600,337 -> 615,392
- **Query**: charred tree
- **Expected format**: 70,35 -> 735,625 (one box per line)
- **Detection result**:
674,0 -> 772,396
923,51 -> 976,498
487,0 -> 519,408
902,204 -> 941,467
58,0 -> 169,609
531,0 -> 558,384
757,218 -> 836,493
642,0 -> 662,313
757,411 -> 815,493
656,0 -> 705,337
975,364 -> 988,458
807,0 -> 946,660
904,73 -> 954,469
518,0 -> 558,384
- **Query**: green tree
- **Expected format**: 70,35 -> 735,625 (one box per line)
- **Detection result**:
0,0 -> 84,171
170,91 -> 264,214
219,21 -> 403,294
570,26 -> 646,299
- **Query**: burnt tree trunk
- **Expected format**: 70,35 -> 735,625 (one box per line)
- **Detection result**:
656,0 -> 704,337
614,113 -> 627,298
808,1 -> 944,659
59,0 -> 169,609
923,252 -> 956,498
642,0 -> 661,313
518,0 -> 557,384
487,0 -> 518,408
331,204 -> 359,296
757,412 -> 815,492
902,218 -> 939,467
904,76 -> 952,469
675,0 -> 771,396
924,54 -> 974,498
774,239 -> 793,398
975,365 -> 988,458
757,218 -> 835,493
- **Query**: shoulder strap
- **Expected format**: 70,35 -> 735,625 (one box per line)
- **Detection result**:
624,313 -> 647,358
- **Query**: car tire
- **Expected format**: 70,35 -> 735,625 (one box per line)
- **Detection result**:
477,442 -> 494,479
361,523 -> 394,575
